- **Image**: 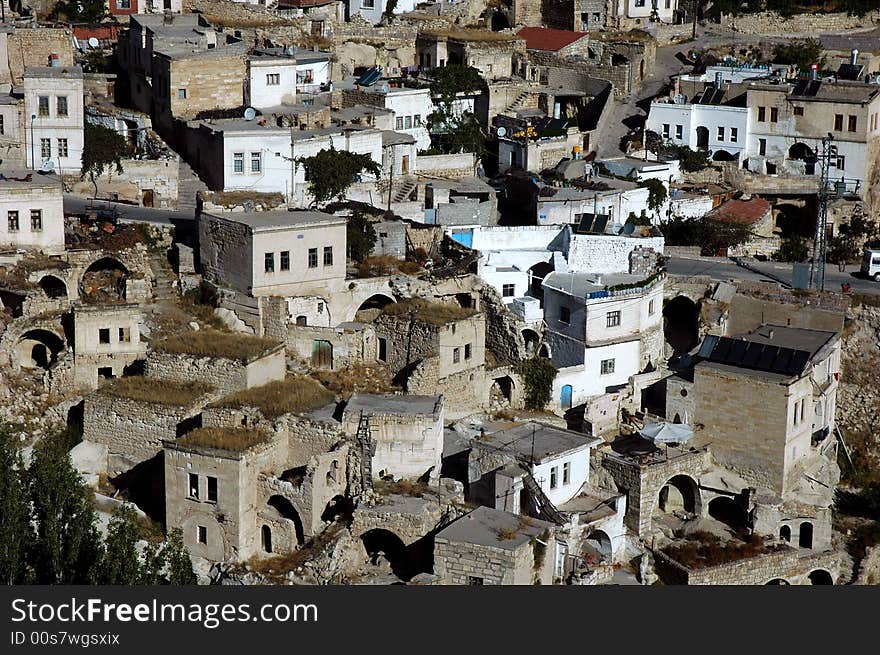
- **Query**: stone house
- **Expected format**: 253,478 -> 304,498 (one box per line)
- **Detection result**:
415,30 -> 524,80
433,506 -> 555,585
0,170 -> 65,254
340,82 -> 434,151
426,177 -> 498,229
341,393 -> 444,483
706,195 -> 778,258
22,66 -> 84,175
72,303 -> 147,390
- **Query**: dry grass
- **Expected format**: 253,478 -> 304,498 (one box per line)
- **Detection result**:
661,531 -> 787,569
374,479 -> 428,498
204,190 -> 286,209
312,363 -> 399,399
496,515 -> 540,541
380,298 -> 477,326
100,377 -> 213,405
211,376 -> 334,418
356,255 -> 423,278
177,427 -> 268,453
154,329 -> 280,361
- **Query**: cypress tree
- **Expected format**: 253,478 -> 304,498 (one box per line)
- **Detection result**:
0,428 -> 32,584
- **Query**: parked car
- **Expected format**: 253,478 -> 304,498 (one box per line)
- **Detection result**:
860,248 -> 880,281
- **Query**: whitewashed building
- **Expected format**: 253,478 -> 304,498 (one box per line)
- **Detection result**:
345,0 -> 417,25
23,66 -> 85,175
0,171 -> 65,254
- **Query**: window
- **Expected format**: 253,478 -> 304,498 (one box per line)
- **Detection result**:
266,73 -> 280,85
414,114 -> 421,126
251,151 -> 261,173
378,337 -> 387,362
396,116 -> 403,130
40,138 -> 51,159
57,138 -> 68,158
99,328 -> 110,344
233,152 -> 244,173
502,283 -> 515,297
30,210 -> 42,232
757,106 -> 766,122
118,327 -> 130,342
464,343 -> 472,360
453,347 -> 461,363
280,250 -> 290,271
606,310 -> 621,328
38,96 -> 49,117
550,467 -> 558,489
662,123 -> 670,138
308,248 -> 318,268
848,115 -> 857,132
404,116 -> 412,129
118,0 -> 131,7
264,252 -> 275,273
177,88 -> 187,100
770,107 -> 778,122
834,114 -> 844,131
197,526 -> 207,545
56,96 -> 68,117
634,0 -> 645,5
837,155 -> 846,170
559,306 -> 570,324
296,315 -> 307,326
730,127 -> 738,143
800,398 -> 806,423
717,126 -> 725,141
0,115 -> 4,135
648,299 -> 655,315
207,476 -> 218,503
296,69 -> 314,85
600,358 -> 615,375
7,211 -> 18,232
563,461 -> 570,485
793,106 -> 804,116
758,138 -> 767,156
675,124 -> 682,139
323,246 -> 333,266
188,473 -> 199,499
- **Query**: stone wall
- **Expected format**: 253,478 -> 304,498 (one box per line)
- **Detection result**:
145,346 -> 286,395
728,286 -> 847,335
287,323 -> 377,371
65,158 -> 180,209
434,535 -> 550,585
416,153 -> 476,178
372,220 -> 407,258
3,28 -> 75,85
729,10 -> 880,36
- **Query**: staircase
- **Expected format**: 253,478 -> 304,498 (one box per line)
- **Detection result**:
392,178 -> 418,203
148,254 -> 178,304
356,411 -> 375,493
177,158 -> 209,216
504,91 -> 532,114
522,472 -> 567,525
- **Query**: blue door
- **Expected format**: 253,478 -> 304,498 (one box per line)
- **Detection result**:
450,230 -> 473,248
561,385 -> 573,411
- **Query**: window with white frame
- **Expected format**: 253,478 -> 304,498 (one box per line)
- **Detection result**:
233,152 -> 244,173
662,123 -> 670,138
40,139 -> 51,159
396,117 -> 404,130
38,96 -> 49,117
717,126 -> 725,141
502,283 -> 515,297
251,151 -> 262,173
675,124 -> 683,139
57,138 -> 68,158
266,73 -> 280,85
404,116 -> 412,129
730,127 -> 738,142
562,461 -> 570,485
362,0 -> 375,7
550,466 -> 558,489
56,96 -> 68,117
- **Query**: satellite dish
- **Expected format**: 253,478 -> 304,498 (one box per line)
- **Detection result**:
39,159 -> 55,173
88,37 -> 100,48
243,107 -> 256,121
496,126 -> 507,137
621,223 -> 636,236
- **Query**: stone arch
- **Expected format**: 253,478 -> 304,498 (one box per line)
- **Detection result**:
788,142 -> 817,174
490,375 -> 515,405
360,528 -> 409,578
522,328 -> 540,357
656,474 -> 700,516
38,275 -> 68,299
490,10 -> 510,31
321,494 -> 354,523
807,569 -> 833,585
357,293 -> 395,312
538,342 -> 551,358
16,328 -> 65,370
765,578 -> 789,585
707,496 -> 749,531
780,525 -> 791,542
584,529 -> 612,561
80,256 -> 129,303
528,261 -> 554,302
663,296 -> 700,357
713,149 -> 736,162
798,521 -> 813,549
266,495 -> 305,546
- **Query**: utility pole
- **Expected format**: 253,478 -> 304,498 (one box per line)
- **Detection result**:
29,113 -> 36,170
809,134 -> 835,292
387,149 -> 394,213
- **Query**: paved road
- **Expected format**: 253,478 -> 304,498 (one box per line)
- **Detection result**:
667,255 -> 880,295
63,194 -> 194,226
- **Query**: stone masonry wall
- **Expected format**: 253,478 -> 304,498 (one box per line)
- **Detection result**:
5,28 -> 75,85
729,10 -> 880,36
145,347 -> 285,396
434,538 -> 537,585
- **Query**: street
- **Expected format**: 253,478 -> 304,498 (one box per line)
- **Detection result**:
63,194 -> 195,226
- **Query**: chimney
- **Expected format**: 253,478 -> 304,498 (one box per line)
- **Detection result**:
768,328 -> 775,339
714,71 -> 723,88
851,48 -> 859,66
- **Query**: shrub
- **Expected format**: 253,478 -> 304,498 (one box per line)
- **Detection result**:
212,376 -> 334,418
155,329 -> 280,361
177,427 -> 268,453
380,299 -> 477,326
100,378 -> 212,406
515,357 -> 558,410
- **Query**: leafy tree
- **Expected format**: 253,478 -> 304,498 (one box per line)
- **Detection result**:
27,431 -> 103,584
772,38 -> 826,73
663,216 -> 752,256
427,65 -> 486,160
640,178 -> 668,219
99,504 -> 143,585
53,0 -> 107,22
164,528 -> 197,585
773,234 -> 810,262
827,235 -> 859,265
347,211 -> 378,263
665,144 -> 712,172
383,0 -> 398,18
515,357 -> 558,410
297,148 -> 381,207
81,122 -> 127,199
0,428 -> 32,585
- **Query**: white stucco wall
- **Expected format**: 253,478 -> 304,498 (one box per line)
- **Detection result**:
23,70 -> 85,175
531,447 -> 591,507
248,59 -> 297,109
221,130 -> 292,194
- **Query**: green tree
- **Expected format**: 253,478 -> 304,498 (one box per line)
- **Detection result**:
772,38 -> 826,73
297,148 -> 381,207
640,178 -> 668,219
164,528 -> 197,585
81,122 -> 127,199
99,504 -> 143,585
427,65 -> 486,161
663,216 -> 753,256
0,428 -> 32,585
773,234 -> 810,262
27,431 -> 103,584
347,211 -> 377,263
53,0 -> 107,22
515,357 -> 558,410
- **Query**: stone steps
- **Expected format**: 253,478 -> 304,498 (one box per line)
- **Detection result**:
177,159 -> 209,214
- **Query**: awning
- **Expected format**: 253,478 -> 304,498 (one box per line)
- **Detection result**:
639,422 -> 694,444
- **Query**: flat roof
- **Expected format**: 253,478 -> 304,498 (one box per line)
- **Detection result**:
473,421 -> 600,464
738,324 -> 838,359
24,66 -> 83,79
345,393 -> 442,417
381,130 -> 416,146
203,209 -> 345,231
542,271 -> 652,298
435,506 -> 552,551
0,170 -> 61,190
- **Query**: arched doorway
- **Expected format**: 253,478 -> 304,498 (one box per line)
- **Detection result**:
780,525 -> 791,542
657,475 -> 699,515
713,149 -> 736,162
663,296 -> 700,357
808,569 -> 833,585
81,257 -> 129,303
360,528 -> 410,579
696,126 -> 709,151
560,384 -> 573,411
354,294 -> 394,322
490,10 -> 510,31
765,578 -> 789,585
38,275 -> 67,299
528,261 -> 554,302
261,525 -> 272,553
707,496 -> 749,531
522,329 -> 540,357
266,495 -> 305,547
321,495 -> 354,523
16,329 -> 65,370
788,142 -> 817,175
490,376 -> 514,406
538,343 -> 551,358
584,530 -> 612,561
798,522 -> 813,549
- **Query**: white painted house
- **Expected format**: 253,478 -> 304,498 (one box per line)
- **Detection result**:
23,66 -> 84,175
247,52 -> 299,109
0,171 -> 65,254
345,0 -> 417,25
